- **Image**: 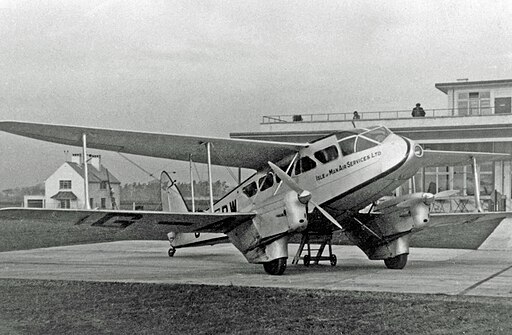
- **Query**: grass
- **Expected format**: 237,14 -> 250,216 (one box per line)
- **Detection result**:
0,217 -> 508,334
0,279 -> 511,334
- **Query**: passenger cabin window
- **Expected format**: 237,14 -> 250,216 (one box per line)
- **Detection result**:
242,181 -> 258,198
259,173 -> 274,192
314,145 -> 339,164
294,156 -> 317,175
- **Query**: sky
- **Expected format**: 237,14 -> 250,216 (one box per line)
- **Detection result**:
1,0 -> 512,190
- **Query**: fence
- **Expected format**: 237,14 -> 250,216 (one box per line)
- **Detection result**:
262,107 -> 499,124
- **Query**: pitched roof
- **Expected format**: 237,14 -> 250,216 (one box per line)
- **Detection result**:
67,162 -> 121,184
50,191 -> 77,200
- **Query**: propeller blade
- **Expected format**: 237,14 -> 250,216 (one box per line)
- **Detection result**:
311,200 -> 344,230
397,193 -> 435,207
435,190 -> 460,198
268,161 -> 303,194
268,161 -> 343,230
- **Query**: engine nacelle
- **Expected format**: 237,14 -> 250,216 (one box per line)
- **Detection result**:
410,202 -> 430,230
284,191 -> 308,233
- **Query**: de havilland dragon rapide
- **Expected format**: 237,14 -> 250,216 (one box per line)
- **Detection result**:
0,121 -> 509,275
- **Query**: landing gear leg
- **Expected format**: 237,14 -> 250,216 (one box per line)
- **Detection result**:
384,254 -> 408,269
263,258 -> 287,275
168,246 -> 176,257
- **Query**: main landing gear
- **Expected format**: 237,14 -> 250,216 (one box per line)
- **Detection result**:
263,257 -> 287,275
168,246 -> 176,257
384,254 -> 408,269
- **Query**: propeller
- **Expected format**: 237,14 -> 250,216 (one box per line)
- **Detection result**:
396,189 -> 460,208
268,162 -> 343,230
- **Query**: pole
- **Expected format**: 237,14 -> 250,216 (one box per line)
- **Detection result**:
82,133 -> 90,210
206,142 -> 214,213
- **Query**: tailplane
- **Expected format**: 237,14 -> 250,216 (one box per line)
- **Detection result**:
160,171 -> 229,255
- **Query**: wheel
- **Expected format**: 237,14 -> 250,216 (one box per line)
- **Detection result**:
168,247 -> 176,257
384,254 -> 408,269
303,255 -> 310,266
330,254 -> 337,266
263,258 -> 287,275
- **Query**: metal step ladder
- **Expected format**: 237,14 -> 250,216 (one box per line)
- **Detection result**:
292,231 -> 337,266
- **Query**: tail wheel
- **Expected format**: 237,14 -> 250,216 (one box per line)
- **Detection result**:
384,254 -> 408,269
263,258 -> 287,275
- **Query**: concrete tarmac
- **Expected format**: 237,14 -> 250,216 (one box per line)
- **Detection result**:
0,241 -> 511,298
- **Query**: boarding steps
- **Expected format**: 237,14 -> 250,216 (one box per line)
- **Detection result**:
292,231 -> 337,266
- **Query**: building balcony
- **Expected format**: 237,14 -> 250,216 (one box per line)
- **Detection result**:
261,107 -> 512,130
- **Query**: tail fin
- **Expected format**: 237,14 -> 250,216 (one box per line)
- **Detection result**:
160,171 -> 229,250
160,171 -> 189,213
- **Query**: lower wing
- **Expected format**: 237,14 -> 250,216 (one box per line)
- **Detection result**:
0,208 -> 255,237
428,212 -> 512,228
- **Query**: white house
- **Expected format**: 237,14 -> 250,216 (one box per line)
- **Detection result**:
25,154 -> 121,209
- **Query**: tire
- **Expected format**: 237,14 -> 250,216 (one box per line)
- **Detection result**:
263,258 -> 287,275
384,254 -> 408,269
330,254 -> 337,267
303,255 -> 310,267
168,247 -> 176,257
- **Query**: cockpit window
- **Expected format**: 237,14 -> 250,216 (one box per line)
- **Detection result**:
242,181 -> 258,198
362,126 -> 391,143
258,173 -> 274,192
294,156 -> 317,175
355,137 -> 379,152
314,145 -> 339,164
338,136 -> 356,156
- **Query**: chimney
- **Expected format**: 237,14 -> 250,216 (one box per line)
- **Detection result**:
71,153 -> 82,165
88,154 -> 101,170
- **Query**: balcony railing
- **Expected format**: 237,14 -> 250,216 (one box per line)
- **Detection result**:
262,107 -> 500,124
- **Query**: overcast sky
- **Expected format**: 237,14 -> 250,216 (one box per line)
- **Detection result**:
1,0 -> 512,190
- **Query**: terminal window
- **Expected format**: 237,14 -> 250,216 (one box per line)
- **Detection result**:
457,91 -> 490,116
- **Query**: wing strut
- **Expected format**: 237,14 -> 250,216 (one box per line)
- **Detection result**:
206,142 -> 214,213
82,133 -> 90,210
471,156 -> 484,213
189,154 -> 196,212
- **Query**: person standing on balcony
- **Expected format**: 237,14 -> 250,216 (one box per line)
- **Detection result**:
412,103 -> 425,117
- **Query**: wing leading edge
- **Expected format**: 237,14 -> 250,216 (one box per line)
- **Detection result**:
422,149 -> 510,167
0,208 -> 255,235
0,121 -> 307,170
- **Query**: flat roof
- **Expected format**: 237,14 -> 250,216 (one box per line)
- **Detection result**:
435,79 -> 512,94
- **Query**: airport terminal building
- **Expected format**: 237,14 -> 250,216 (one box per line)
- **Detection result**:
232,78 -> 512,212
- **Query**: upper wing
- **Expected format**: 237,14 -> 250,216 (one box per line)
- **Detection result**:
0,208 -> 255,235
422,149 -> 510,167
0,121 -> 306,170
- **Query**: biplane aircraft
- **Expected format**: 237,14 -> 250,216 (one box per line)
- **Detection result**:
0,121 -> 510,275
